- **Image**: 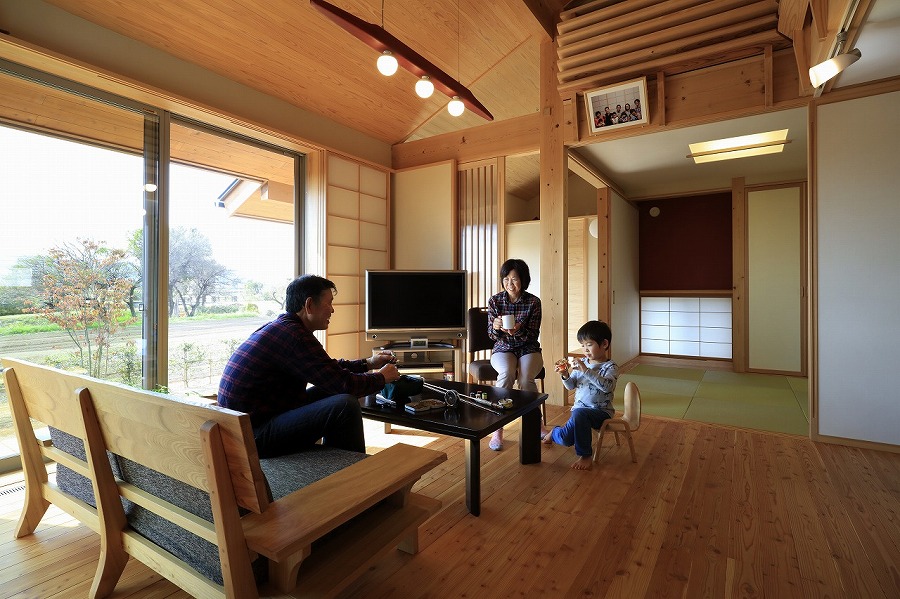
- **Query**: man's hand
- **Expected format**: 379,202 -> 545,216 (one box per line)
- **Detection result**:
369,351 -> 397,369
378,363 -> 400,383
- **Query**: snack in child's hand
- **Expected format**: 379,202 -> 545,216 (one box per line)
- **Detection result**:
555,358 -> 569,372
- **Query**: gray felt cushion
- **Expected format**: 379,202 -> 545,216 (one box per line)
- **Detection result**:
49,427 -> 367,586
259,445 -> 367,500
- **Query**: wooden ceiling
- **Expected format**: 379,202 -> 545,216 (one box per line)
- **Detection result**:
37,1 -> 853,147
10,0 -> 871,199
41,0 -> 548,145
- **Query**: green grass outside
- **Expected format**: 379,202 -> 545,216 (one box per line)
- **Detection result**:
0,310 -> 261,336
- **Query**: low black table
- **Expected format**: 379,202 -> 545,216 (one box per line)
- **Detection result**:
361,379 -> 548,516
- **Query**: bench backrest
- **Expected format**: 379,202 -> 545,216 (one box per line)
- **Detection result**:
2,358 -> 270,513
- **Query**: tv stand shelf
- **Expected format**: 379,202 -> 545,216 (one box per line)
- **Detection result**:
375,342 -> 460,381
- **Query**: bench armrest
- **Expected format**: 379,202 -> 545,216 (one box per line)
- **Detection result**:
242,443 -> 446,561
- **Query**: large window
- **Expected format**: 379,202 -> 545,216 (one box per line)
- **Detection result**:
164,120 -> 297,393
0,64 -> 302,464
0,67 -> 149,460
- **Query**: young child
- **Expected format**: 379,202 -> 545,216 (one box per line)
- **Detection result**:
541,320 -> 618,470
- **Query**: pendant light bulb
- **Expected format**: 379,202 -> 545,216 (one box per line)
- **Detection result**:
415,76 -> 435,98
376,51 -> 398,76
448,96 -> 465,117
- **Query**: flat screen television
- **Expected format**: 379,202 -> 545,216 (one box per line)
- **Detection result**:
365,270 -> 467,342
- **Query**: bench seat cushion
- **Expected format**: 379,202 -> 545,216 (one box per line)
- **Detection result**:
50,428 -> 367,585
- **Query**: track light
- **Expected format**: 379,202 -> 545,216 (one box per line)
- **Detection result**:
809,31 -> 862,88
415,76 -> 434,98
809,48 -> 862,87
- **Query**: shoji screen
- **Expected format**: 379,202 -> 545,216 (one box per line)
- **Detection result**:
325,155 -> 388,360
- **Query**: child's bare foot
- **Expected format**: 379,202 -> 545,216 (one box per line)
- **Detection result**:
571,456 -> 593,470
540,427 -> 553,444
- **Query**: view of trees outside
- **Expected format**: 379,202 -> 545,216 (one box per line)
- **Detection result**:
0,124 -> 294,457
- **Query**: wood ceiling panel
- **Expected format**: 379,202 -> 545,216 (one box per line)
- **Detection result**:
406,38 -> 541,142
44,0 -> 537,145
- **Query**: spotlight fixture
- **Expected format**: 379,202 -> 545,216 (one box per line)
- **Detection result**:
310,0 -> 492,120
809,31 -> 862,88
415,76 -> 434,98
376,50 -> 398,76
687,129 -> 791,164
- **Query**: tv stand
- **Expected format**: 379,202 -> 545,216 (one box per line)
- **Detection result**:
376,341 -> 459,379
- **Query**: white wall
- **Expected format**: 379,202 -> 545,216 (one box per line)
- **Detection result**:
610,192 -> 640,364
816,91 -> 900,446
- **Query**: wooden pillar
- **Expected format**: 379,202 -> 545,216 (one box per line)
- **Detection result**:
732,177 -> 747,372
539,39 -> 568,405
597,187 -> 610,323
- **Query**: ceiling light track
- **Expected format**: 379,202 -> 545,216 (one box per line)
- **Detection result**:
310,0 -> 493,121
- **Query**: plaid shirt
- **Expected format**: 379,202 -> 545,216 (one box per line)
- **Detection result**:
217,312 -> 384,427
487,290 -> 542,357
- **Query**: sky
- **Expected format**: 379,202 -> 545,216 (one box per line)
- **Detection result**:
0,125 -> 293,287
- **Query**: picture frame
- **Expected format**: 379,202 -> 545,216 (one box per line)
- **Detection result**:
584,77 -> 649,135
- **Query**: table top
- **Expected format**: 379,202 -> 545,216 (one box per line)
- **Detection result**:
360,379 -> 548,440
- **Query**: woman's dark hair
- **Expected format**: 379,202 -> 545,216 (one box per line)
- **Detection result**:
577,320 -> 612,346
285,275 -> 336,313
500,258 -> 531,290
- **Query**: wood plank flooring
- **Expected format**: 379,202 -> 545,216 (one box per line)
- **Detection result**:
1,407 -> 899,598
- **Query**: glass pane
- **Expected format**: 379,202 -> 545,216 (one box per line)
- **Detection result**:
0,71 -> 147,458
165,121 -> 295,394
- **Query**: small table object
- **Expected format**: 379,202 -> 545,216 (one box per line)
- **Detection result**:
361,380 -> 547,516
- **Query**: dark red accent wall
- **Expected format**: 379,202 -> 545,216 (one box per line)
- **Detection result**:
639,192 -> 732,290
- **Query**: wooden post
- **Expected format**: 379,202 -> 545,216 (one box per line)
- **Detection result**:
539,38 -> 568,405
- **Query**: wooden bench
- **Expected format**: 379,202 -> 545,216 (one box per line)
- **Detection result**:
2,358 -> 446,599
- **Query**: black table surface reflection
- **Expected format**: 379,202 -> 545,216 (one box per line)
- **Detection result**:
361,379 -> 548,516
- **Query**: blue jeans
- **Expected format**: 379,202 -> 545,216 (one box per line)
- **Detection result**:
550,407 -> 611,457
253,387 -> 365,458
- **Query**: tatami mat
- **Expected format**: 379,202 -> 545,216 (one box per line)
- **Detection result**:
615,364 -> 809,436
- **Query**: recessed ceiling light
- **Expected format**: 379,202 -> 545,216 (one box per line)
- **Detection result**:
688,129 -> 790,164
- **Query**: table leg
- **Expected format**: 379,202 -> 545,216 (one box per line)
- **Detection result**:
520,406 -> 542,464
465,438 -> 481,516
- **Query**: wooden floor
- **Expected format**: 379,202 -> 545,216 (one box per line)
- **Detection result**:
2,406 -> 899,598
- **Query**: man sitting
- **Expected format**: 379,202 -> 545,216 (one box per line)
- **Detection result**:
218,274 -> 399,457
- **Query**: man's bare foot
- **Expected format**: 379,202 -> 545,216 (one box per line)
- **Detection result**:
541,427 -> 553,444
571,456 -> 593,470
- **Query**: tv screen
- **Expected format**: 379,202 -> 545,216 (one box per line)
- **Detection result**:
365,270 -> 467,341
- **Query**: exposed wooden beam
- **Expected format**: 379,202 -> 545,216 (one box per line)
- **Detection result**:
558,0 -> 769,52
810,0 -> 829,38
519,0 -> 560,40
558,4 -> 777,71
778,0 -> 809,39
558,0 -> 672,35
567,151 -> 608,190
392,113 -> 540,170
558,29 -> 789,94
560,15 -> 778,82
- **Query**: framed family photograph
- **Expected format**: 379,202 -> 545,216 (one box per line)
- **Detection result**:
584,77 -> 649,135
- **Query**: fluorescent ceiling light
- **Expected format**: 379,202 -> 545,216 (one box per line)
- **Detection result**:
688,129 -> 790,164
